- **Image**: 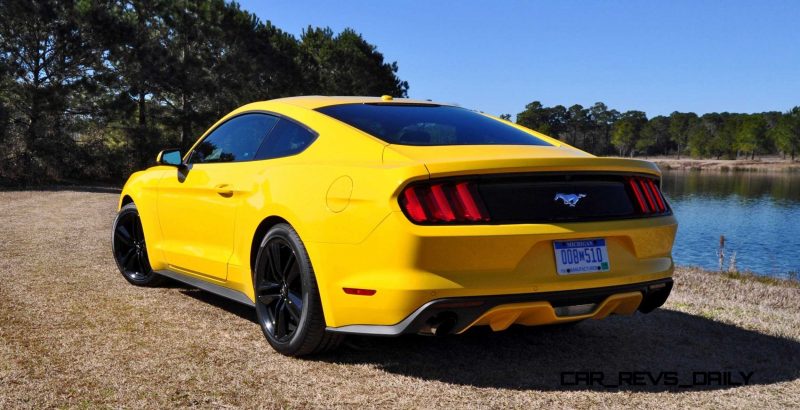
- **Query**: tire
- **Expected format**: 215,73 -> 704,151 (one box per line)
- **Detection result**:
111,203 -> 164,287
253,223 -> 343,356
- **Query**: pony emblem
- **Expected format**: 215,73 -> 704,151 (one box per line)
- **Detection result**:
554,193 -> 587,207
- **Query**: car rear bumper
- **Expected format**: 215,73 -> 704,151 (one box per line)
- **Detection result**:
309,212 -> 677,330
327,278 -> 673,336
326,278 -> 672,336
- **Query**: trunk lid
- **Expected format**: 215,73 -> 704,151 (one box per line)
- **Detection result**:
383,144 -> 662,177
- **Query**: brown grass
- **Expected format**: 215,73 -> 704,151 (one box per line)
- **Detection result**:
1,190 -> 798,408
645,157 -> 800,173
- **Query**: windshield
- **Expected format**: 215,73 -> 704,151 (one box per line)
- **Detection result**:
316,103 -> 552,146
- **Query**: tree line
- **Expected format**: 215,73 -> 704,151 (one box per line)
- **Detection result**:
2,1 -> 799,187
0,0 -> 407,185
513,101 -> 800,160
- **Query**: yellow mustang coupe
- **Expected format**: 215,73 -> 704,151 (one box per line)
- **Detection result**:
113,96 -> 677,356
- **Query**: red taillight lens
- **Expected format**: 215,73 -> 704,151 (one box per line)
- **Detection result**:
399,181 -> 490,224
646,179 -> 667,212
401,187 -> 427,222
428,184 -> 456,222
627,177 -> 649,213
627,176 -> 668,215
453,182 -> 487,222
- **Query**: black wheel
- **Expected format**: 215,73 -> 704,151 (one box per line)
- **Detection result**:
254,223 -> 342,356
112,203 -> 164,287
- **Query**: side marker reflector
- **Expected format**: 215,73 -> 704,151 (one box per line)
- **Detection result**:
343,288 -> 377,296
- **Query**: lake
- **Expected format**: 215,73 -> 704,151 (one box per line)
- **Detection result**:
661,170 -> 800,277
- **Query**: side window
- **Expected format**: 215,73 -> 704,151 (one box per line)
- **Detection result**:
255,119 -> 316,160
190,114 -> 279,164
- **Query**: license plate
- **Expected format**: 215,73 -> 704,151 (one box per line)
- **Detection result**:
553,238 -> 610,275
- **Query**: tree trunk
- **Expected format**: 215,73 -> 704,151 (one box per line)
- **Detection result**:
181,93 -> 192,149
27,57 -> 42,150
138,90 -> 146,127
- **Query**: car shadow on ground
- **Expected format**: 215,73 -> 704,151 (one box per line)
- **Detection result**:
179,287 -> 800,392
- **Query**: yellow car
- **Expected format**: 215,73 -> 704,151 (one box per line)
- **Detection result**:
113,96 -> 677,356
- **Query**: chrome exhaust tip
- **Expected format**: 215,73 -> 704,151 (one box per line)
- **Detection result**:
554,303 -> 597,317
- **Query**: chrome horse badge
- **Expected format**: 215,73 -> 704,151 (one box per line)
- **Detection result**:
554,193 -> 587,207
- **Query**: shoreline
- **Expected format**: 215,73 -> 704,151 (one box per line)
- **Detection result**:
636,157 -> 800,172
701,267 -> 800,288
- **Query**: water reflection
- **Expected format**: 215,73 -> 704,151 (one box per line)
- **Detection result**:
662,170 -> 800,203
661,170 -> 800,277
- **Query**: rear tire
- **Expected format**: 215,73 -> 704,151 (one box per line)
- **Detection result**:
112,203 -> 164,287
253,223 -> 343,356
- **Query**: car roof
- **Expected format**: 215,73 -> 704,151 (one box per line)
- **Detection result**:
267,95 -> 444,109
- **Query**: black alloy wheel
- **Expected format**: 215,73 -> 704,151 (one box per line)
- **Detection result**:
112,203 -> 163,286
254,223 -> 342,356
256,237 -> 303,342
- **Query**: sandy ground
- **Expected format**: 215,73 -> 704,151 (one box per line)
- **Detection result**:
0,190 -> 798,409
641,157 -> 800,172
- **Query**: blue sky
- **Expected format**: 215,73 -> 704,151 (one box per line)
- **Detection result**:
240,1 -> 800,118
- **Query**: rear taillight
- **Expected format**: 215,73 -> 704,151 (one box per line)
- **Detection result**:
399,181 -> 490,224
626,176 -> 668,215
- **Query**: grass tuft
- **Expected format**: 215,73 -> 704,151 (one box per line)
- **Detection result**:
724,270 -> 800,288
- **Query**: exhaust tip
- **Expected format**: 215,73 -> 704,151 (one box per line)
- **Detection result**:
554,303 -> 597,317
638,282 -> 674,313
425,312 -> 458,336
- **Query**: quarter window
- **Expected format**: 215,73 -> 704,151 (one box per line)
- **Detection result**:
190,114 -> 278,164
255,119 -> 316,160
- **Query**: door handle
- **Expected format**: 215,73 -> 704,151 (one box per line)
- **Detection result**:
214,184 -> 234,197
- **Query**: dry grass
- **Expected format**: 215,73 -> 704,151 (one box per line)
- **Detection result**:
646,157 -> 800,173
0,190 -> 798,409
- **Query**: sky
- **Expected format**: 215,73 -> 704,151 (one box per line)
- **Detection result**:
240,1 -> 800,118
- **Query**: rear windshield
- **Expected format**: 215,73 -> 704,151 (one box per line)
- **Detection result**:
316,104 -> 552,146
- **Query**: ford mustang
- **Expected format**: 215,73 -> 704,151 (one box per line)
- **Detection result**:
112,96 -> 677,356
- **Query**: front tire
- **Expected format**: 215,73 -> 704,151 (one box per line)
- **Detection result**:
253,223 -> 342,356
112,203 -> 164,287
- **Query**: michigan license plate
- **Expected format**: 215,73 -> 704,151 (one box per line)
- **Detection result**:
553,238 -> 610,275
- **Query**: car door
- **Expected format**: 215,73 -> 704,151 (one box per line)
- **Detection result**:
156,113 -> 279,280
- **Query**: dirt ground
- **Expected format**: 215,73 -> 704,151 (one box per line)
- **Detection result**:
1,190 -> 798,409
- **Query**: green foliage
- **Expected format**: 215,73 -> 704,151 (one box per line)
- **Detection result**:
0,0 -> 409,185
638,115 -> 670,155
611,120 -> 635,156
517,101 -> 799,159
668,112 -> 698,158
587,102 -> 619,154
736,115 -> 767,159
769,107 -> 800,160
300,27 -> 408,98
515,101 -> 567,138
611,111 -> 646,157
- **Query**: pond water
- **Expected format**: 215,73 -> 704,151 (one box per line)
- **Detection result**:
661,170 -> 800,277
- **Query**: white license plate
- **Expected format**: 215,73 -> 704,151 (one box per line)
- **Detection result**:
553,238 -> 610,275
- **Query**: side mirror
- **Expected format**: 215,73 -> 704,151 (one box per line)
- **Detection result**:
156,149 -> 183,166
